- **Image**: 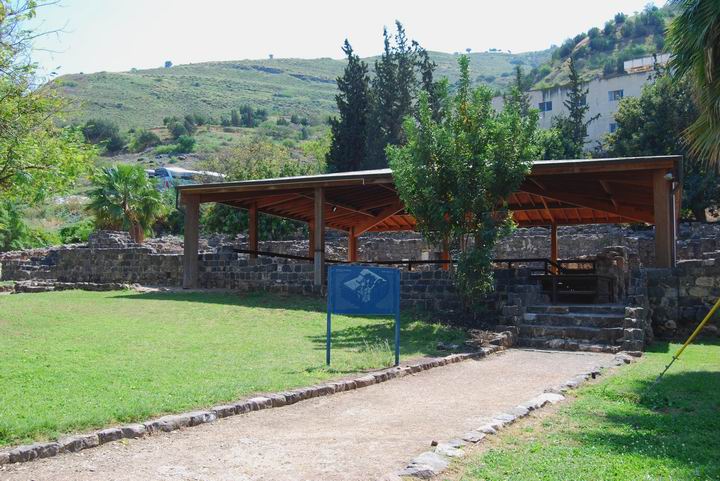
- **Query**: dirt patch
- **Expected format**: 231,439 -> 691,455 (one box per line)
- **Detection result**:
0,349 -> 612,481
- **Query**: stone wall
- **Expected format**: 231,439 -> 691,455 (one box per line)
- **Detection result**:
645,255 -> 720,338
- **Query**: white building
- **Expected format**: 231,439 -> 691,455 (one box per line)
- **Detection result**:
492,54 -> 670,151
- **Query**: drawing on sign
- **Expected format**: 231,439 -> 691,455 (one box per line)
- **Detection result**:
342,268 -> 388,305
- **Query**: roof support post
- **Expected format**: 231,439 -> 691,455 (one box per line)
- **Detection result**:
348,226 -> 358,262
314,187 -> 325,286
550,222 -> 558,274
441,239 -> 450,271
653,170 -> 676,268
248,202 -> 258,264
308,221 -> 315,259
182,197 -> 200,289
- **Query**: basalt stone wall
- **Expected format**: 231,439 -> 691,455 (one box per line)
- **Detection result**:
645,256 -> 720,338
494,222 -> 720,266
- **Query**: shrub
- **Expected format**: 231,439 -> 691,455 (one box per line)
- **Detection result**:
82,119 -> 125,153
175,135 -> 195,153
128,129 -> 161,152
0,202 -> 60,251
59,218 -> 95,244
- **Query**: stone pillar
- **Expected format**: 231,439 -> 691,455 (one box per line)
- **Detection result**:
182,197 -> 200,289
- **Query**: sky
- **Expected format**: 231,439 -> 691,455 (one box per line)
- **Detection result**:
32,0 -> 661,76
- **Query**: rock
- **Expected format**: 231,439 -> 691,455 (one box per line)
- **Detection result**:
211,404 -> 238,418
435,443 -> 465,458
0,450 -> 9,465
246,397 -> 273,410
59,433 -> 99,453
462,431 -> 486,443
354,375 -> 376,388
664,320 -> 677,330
507,406 -> 530,418
265,393 -> 287,408
97,428 -> 123,444
120,423 -> 146,439
187,411 -> 216,426
398,451 -> 449,479
8,442 -> 59,463
493,413 -> 517,425
535,392 -> 565,405
477,424 -> 498,435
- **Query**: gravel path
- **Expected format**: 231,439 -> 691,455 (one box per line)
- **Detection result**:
1,349 -> 612,481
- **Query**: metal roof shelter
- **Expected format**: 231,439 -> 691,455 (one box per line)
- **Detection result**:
178,155 -> 682,288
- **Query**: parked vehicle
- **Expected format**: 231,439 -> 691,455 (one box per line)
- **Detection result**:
151,167 -> 225,190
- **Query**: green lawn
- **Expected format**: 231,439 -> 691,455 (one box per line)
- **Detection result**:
0,290 -> 465,447
451,341 -> 720,481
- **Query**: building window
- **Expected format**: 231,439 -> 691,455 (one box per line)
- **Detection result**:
538,101 -> 552,112
609,122 -> 618,133
608,89 -> 624,101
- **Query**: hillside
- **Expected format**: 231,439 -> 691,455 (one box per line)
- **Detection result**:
528,4 -> 675,89
51,50 -> 551,131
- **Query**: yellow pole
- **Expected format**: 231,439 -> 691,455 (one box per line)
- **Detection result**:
655,295 -> 720,383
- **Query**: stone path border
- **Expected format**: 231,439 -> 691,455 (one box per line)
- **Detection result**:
394,350 -> 640,479
0,345 -> 506,466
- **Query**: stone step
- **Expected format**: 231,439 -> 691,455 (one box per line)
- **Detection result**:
522,312 -> 625,328
517,324 -> 625,343
526,304 -> 626,315
517,336 -> 622,354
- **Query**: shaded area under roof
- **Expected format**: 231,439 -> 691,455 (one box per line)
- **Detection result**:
178,156 -> 682,232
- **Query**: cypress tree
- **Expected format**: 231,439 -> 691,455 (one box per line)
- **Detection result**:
326,40 -> 370,172
553,57 -> 599,157
365,21 -> 420,168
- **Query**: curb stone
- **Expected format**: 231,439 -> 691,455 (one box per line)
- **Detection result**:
394,351 -> 640,480
0,346 -> 504,467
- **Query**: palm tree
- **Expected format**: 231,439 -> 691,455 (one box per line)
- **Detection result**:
667,0 -> 720,169
87,164 -> 164,243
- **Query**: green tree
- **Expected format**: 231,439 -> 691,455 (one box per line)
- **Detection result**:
667,0 -> 720,168
201,139 -> 319,238
552,58 -> 598,158
87,164 -> 165,243
365,21 -> 421,168
416,46 -> 446,121
82,119 -> 125,152
606,70 -> 718,221
388,56 -> 538,301
127,129 -> 160,152
327,40 -> 370,172
230,109 -> 240,127
0,2 -> 95,202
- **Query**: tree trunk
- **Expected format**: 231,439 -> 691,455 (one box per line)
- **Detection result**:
130,223 -> 144,243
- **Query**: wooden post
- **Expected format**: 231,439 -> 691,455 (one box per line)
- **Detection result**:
313,187 -> 325,286
182,197 -> 200,289
248,202 -> 258,263
441,239 -> 450,271
653,170 -> 675,268
348,226 -> 358,262
308,221 -> 315,259
550,222 -> 558,273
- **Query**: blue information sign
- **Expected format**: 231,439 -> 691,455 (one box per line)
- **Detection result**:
327,265 -> 401,366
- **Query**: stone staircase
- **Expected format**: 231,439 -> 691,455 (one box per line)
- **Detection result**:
516,304 -> 645,353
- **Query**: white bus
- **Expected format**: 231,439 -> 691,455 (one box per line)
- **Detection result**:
151,167 -> 225,190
